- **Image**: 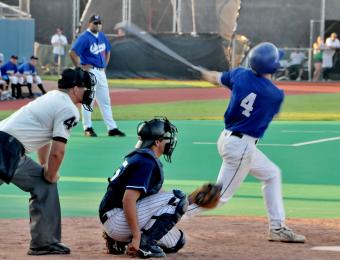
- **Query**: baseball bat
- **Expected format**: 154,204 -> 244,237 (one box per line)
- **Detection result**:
115,21 -> 206,73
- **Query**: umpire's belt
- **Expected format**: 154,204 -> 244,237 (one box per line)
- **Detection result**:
230,131 -> 258,144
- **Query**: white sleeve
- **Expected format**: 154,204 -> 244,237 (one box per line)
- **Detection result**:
52,106 -> 79,140
216,72 -> 224,87
51,35 -> 57,45
62,36 -> 68,45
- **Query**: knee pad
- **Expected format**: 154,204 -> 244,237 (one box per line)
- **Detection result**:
142,191 -> 188,244
161,229 -> 186,254
171,189 -> 189,219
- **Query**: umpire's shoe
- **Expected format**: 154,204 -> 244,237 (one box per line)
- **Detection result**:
268,226 -> 306,243
27,242 -> 71,255
108,128 -> 126,137
84,127 -> 98,137
137,244 -> 165,258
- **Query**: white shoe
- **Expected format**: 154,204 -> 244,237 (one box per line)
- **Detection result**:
268,226 -> 305,243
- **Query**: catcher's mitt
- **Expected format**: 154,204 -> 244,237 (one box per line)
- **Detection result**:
188,183 -> 222,209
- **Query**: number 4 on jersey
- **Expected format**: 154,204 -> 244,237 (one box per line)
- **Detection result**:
240,93 -> 257,117
63,116 -> 77,130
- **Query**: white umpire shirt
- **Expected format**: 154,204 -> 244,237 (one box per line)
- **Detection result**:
0,90 -> 79,153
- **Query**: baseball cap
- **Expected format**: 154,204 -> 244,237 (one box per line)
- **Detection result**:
10,55 -> 18,60
89,14 -> 101,23
30,55 -> 38,60
58,69 -> 78,89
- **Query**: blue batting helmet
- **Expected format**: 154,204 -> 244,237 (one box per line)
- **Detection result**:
248,42 -> 283,74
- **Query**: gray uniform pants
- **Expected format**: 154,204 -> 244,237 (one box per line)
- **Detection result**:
0,155 -> 61,248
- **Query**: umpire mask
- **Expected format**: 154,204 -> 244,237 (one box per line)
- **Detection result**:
136,117 -> 178,162
58,68 -> 97,111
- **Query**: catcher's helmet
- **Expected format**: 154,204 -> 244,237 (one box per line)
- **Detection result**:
248,42 -> 283,75
136,117 -> 178,162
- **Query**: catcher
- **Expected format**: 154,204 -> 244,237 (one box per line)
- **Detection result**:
99,117 -> 187,258
99,117 -> 221,258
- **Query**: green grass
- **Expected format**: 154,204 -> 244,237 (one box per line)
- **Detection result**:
2,120 -> 340,219
2,93 -> 340,121
41,76 -> 214,89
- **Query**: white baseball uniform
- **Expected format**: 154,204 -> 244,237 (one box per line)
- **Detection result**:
0,90 -> 79,152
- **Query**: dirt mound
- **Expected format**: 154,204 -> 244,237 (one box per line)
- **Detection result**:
1,216 -> 340,260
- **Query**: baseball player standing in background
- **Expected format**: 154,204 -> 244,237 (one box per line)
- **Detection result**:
69,14 -> 125,137
99,118 -> 187,258
187,42 -> 305,243
0,68 -> 96,255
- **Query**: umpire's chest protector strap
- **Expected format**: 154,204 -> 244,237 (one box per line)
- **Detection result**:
0,131 -> 25,184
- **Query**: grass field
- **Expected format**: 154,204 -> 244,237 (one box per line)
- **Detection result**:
2,93 -> 340,121
41,76 -> 214,89
1,120 -> 340,219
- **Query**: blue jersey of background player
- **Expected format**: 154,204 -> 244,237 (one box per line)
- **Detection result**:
220,67 -> 284,138
187,42 -> 306,243
1,56 -> 18,79
18,62 -> 37,75
71,26 -> 111,68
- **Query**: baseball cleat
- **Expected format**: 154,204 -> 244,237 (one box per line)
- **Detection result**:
84,127 -> 98,137
268,226 -> 305,243
137,244 -> 165,258
27,242 -> 71,255
108,128 -> 126,137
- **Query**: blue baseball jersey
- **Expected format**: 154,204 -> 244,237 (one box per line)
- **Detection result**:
219,67 -> 284,138
0,61 -> 18,77
99,148 -> 164,214
71,30 -> 111,68
18,62 -> 36,75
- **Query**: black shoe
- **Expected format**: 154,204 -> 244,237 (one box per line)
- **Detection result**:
108,128 -> 126,137
137,244 -> 165,258
27,242 -> 71,255
102,231 -> 127,255
84,127 -> 98,137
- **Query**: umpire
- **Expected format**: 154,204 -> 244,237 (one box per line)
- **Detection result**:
0,68 -> 96,255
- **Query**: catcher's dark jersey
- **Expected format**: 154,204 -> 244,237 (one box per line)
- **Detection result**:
99,148 -> 164,215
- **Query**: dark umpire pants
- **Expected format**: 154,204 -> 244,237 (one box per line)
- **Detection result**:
0,131 -> 61,248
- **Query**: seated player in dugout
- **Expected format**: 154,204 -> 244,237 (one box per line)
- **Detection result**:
18,55 -> 47,98
99,117 -> 188,258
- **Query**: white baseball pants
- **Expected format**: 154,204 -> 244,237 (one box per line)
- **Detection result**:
18,75 -> 42,85
102,192 -> 182,248
187,129 -> 285,229
82,68 -> 117,130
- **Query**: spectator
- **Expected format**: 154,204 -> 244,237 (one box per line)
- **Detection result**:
51,28 -> 68,72
312,36 -> 324,81
285,47 -> 306,81
18,55 -> 47,98
322,32 -> 340,81
0,55 -> 20,98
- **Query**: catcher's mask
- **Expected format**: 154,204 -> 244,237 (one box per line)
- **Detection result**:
135,117 -> 178,162
58,67 -> 96,111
